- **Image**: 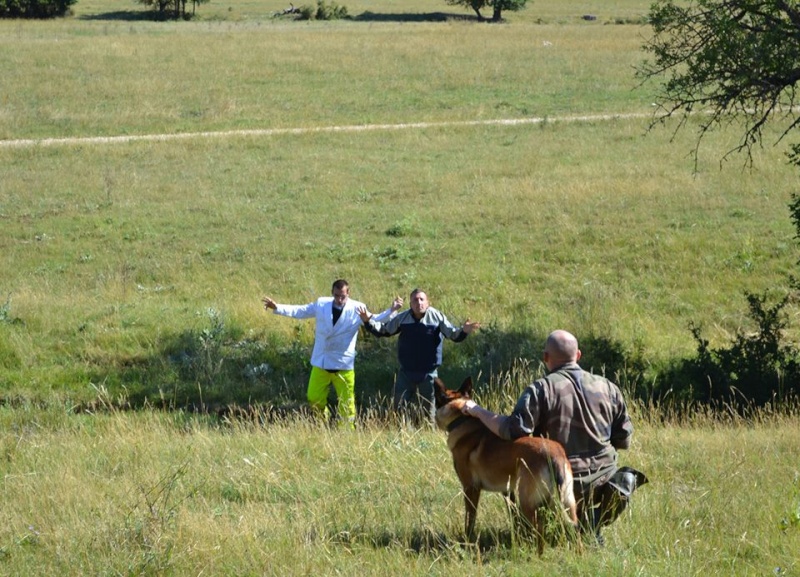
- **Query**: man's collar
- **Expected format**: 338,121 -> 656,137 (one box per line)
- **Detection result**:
550,361 -> 581,373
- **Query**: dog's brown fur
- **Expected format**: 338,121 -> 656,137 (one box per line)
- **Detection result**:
434,377 -> 579,554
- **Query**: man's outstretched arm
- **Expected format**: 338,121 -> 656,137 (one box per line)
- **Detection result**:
462,401 -> 511,439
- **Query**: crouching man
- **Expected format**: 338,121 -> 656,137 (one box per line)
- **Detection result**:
461,329 -> 648,544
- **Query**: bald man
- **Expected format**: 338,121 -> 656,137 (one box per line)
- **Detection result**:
462,330 -> 646,545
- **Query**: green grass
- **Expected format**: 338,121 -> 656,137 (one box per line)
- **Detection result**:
1,402 -> 799,576
2,1 -> 800,573
1,1 -> 652,140
2,115 -> 796,405
0,2 -> 798,405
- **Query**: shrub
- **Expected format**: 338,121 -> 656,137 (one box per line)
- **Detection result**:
662,289 -> 800,409
0,0 -> 75,18
297,3 -> 314,19
297,0 -> 348,20
315,0 -> 347,19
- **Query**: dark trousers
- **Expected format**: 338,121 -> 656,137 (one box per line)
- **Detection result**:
574,465 -> 648,537
393,369 -> 437,426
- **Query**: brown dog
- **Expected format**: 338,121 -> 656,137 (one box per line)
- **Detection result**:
434,377 -> 579,553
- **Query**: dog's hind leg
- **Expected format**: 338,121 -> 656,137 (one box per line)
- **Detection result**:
517,496 -> 546,555
533,509 -> 545,556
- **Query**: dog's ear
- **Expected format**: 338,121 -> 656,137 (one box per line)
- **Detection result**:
458,376 -> 473,398
433,378 -> 449,407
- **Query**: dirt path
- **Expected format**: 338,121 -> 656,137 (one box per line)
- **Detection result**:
0,112 -> 654,149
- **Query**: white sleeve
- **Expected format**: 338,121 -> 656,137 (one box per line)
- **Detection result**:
274,302 -> 317,319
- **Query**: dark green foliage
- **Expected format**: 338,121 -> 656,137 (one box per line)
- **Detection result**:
297,0 -> 348,20
72,308 -> 659,419
81,309 -> 283,411
71,296 -> 800,417
639,0 -> 800,411
64,294 -> 798,418
137,0 -> 208,20
639,0 -> 800,163
0,0 -> 75,18
69,298 -> 799,416
357,323 -> 652,415
315,0 -> 347,19
662,290 -> 800,409
444,0 -> 528,21
297,3 -> 314,19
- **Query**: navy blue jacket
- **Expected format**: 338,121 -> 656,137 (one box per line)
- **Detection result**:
364,306 -> 466,374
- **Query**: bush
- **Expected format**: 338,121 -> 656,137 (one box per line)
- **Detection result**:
0,0 -> 75,18
315,0 -> 347,19
297,4 -> 314,19
297,0 -> 348,20
660,289 -> 800,409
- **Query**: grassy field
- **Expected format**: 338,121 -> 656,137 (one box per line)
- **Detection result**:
2,0 -> 799,407
2,0 -> 800,574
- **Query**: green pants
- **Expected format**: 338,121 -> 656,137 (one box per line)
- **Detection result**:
308,366 -> 356,429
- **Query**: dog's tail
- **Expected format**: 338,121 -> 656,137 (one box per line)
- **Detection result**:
554,457 -> 579,526
519,454 -> 579,524
549,454 -> 578,529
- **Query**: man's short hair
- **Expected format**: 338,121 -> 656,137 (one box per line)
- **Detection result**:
546,330 -> 579,362
332,279 -> 350,292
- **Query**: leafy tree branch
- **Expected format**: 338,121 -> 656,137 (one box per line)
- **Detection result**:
638,0 -> 800,165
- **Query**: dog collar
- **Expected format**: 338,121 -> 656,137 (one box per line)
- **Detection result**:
447,414 -> 471,432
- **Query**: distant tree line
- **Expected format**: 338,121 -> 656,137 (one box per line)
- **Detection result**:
1,0 -> 528,21
0,0 -> 75,18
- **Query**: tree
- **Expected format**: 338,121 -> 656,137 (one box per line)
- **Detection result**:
0,0 -> 75,17
138,0 -> 208,19
638,0 -> 800,165
445,0 -> 528,22
638,0 -> 800,406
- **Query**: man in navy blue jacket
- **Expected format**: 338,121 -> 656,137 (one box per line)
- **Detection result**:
359,288 -> 480,425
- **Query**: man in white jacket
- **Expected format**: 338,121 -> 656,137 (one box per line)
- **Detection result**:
262,279 -> 401,428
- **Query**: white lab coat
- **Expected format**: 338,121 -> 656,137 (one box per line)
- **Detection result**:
273,297 -> 394,371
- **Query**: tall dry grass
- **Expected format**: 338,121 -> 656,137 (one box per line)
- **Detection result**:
1,398 -> 799,576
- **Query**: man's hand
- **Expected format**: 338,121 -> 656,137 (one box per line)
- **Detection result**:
462,319 -> 481,334
357,306 -> 372,323
391,296 -> 404,312
262,297 -> 277,310
461,399 -> 507,437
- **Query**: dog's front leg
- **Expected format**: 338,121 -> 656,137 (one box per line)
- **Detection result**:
463,485 -> 481,541
464,485 -> 481,541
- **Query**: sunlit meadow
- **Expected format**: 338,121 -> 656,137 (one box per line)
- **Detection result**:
2,0 -> 800,574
